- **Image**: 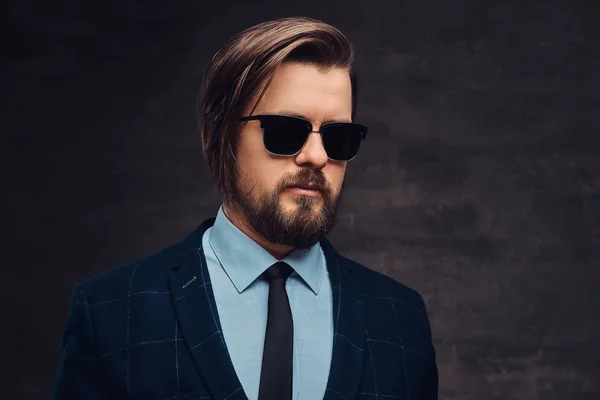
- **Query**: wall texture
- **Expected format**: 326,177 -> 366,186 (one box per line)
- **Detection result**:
3,0 -> 599,398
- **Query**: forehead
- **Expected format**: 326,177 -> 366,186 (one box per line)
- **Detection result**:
249,62 -> 352,121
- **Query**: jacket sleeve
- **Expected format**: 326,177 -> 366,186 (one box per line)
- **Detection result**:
51,282 -> 111,400
421,356 -> 439,399
420,303 -> 439,399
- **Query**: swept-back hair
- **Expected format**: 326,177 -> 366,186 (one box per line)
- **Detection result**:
198,17 -> 357,203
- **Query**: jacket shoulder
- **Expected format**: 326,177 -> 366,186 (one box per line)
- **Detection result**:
76,238 -> 193,305
340,255 -> 428,313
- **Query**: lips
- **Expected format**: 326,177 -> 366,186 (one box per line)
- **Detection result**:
289,184 -> 321,191
284,185 -> 323,197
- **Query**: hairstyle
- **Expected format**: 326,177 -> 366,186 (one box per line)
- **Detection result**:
198,16 -> 358,204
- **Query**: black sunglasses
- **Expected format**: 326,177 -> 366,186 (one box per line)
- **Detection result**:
239,114 -> 368,161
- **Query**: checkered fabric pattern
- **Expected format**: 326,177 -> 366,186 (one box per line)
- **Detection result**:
52,218 -> 437,400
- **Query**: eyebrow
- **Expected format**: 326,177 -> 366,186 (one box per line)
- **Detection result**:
268,110 -> 352,124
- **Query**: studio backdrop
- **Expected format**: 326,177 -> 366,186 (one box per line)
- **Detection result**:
3,0 -> 599,399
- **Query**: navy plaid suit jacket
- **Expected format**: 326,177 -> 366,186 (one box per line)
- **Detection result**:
52,218 -> 438,399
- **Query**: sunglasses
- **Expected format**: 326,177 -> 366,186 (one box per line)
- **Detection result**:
239,114 -> 368,161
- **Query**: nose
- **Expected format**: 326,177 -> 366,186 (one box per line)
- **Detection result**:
294,131 -> 328,169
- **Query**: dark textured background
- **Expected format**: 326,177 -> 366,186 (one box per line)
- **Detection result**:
3,0 -> 600,398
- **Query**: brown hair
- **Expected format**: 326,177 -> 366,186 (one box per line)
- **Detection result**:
198,16 -> 357,204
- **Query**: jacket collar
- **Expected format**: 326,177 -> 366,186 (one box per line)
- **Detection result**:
208,206 -> 324,294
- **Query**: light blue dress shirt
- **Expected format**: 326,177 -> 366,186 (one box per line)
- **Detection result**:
202,206 -> 333,400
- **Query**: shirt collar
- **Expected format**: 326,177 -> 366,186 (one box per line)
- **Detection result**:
208,206 -> 324,295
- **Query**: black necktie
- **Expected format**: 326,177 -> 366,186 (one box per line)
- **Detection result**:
258,261 -> 294,400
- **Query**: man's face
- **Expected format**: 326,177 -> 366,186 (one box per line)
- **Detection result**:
230,61 -> 352,249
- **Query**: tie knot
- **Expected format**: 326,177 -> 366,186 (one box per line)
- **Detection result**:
263,262 -> 294,283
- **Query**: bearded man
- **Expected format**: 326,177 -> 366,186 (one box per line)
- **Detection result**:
52,16 -> 438,400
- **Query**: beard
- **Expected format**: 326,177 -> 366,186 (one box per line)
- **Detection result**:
229,167 -> 343,250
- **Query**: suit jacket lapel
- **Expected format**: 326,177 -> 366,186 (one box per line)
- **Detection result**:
321,239 -> 366,400
169,219 -> 247,400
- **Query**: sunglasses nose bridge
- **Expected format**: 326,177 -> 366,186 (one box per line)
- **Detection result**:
303,119 -> 320,134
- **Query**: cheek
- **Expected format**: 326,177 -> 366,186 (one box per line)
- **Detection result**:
236,129 -> 269,178
236,127 -> 264,161
237,149 -> 287,194
325,163 -> 347,193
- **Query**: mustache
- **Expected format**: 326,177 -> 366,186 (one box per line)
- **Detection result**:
280,169 -> 328,192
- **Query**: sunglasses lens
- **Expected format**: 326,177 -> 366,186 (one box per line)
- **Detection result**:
261,116 -> 309,156
322,123 -> 365,161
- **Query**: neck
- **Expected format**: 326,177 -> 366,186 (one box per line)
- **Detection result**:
222,203 -> 295,260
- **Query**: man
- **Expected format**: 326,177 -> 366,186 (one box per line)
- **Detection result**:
52,17 -> 438,400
